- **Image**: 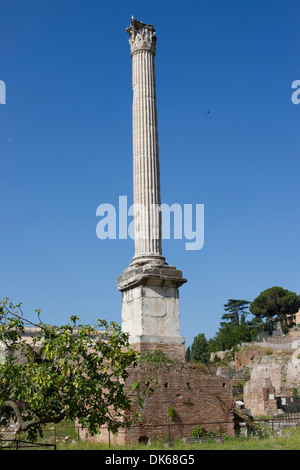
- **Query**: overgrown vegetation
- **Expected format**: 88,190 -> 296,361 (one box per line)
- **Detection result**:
139,350 -> 171,365
167,406 -> 177,420
191,425 -> 215,438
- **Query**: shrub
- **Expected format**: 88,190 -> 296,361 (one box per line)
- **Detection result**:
139,350 -> 170,364
213,355 -> 221,363
167,406 -> 176,420
167,406 -> 182,425
191,425 -> 215,438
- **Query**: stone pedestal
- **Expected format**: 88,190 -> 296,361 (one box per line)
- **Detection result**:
118,263 -> 186,361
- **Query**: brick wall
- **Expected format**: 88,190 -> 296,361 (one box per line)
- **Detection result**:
81,362 -> 234,445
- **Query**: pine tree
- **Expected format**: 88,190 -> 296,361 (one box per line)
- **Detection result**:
185,345 -> 191,362
190,333 -> 209,364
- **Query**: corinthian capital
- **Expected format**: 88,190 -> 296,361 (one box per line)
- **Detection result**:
126,17 -> 156,56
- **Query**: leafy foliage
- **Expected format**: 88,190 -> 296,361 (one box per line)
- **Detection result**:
191,425 -> 215,438
0,299 -> 139,441
190,333 -> 209,364
139,349 -> 170,365
221,299 -> 250,327
167,406 -> 177,420
209,323 -> 253,353
167,405 -> 181,424
250,287 -> 300,336
185,346 -> 191,362
129,377 -> 157,409
209,298 -> 266,353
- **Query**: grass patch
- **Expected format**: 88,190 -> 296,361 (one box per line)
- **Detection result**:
57,422 -> 300,451
10,419 -> 300,450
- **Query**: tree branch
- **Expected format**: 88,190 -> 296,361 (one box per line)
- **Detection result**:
4,400 -> 66,431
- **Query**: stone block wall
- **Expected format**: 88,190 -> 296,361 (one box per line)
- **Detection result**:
243,378 -> 277,416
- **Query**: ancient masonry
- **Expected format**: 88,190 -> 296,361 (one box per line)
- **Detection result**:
117,17 -> 187,362
84,363 -> 234,445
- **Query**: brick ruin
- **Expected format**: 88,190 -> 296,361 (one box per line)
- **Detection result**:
79,362 -> 235,445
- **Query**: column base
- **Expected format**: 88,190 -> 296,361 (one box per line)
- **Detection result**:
117,262 -> 187,362
130,253 -> 166,267
117,262 -> 187,291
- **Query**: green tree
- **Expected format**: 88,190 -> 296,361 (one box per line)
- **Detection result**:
208,298 -> 257,352
246,315 -> 265,335
190,333 -> 209,364
220,299 -> 250,327
185,346 -> 191,362
250,287 -> 300,336
0,299 -> 140,442
209,323 -> 253,352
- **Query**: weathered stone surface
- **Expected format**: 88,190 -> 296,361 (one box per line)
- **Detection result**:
234,348 -> 263,370
117,263 -> 187,291
126,17 -> 157,57
243,377 -> 277,416
286,349 -> 300,391
216,365 -> 250,381
242,348 -> 300,415
120,281 -> 185,361
249,354 -> 287,393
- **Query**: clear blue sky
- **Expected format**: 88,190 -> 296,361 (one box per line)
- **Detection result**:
0,0 -> 299,348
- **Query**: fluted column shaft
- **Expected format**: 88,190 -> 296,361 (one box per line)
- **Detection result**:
127,18 -> 164,265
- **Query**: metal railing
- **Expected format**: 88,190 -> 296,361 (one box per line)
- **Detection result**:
0,439 -> 56,450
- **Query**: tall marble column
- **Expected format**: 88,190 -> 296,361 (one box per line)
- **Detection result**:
117,18 -> 187,361
128,18 -> 163,266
